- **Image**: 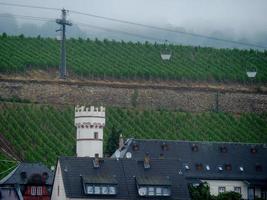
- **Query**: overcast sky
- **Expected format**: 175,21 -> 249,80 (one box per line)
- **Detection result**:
0,0 -> 267,48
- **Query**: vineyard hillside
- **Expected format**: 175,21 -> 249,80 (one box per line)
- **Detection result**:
0,35 -> 267,83
0,101 -> 266,177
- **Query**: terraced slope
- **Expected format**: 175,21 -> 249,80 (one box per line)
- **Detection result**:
0,35 -> 267,82
0,102 -> 266,174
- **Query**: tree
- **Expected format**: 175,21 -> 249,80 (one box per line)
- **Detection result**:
105,126 -> 122,156
189,182 -> 213,200
216,191 -> 241,200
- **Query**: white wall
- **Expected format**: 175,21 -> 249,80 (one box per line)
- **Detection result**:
51,161 -> 68,200
75,105 -> 105,158
203,180 -> 248,199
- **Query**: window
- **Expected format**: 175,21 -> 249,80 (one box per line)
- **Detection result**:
184,164 -> 190,170
161,143 -> 169,151
138,187 -> 147,196
218,166 -> 223,171
196,163 -> 203,171
94,132 -> 98,139
87,186 -> 94,194
250,147 -> 257,154
192,144 -> 198,152
225,164 -> 232,171
255,164 -> 263,172
109,186 -> 116,195
37,186 -> 42,196
102,186 -> 108,194
162,187 -> 171,196
218,187 -> 226,193
220,146 -> 227,153
234,187 -> 241,194
132,143 -> 139,151
94,186 -> 100,194
31,186 -> 36,196
85,185 -> 117,195
206,165 -> 210,171
156,187 -> 162,196
138,186 -> 170,197
148,187 -> 154,196
239,166 -> 244,172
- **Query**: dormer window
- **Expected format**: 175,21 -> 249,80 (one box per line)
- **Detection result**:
191,144 -> 198,152
136,176 -> 171,197
219,146 -> 227,153
83,175 -> 118,196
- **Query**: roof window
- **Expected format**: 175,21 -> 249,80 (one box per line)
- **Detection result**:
184,164 -> 190,170
219,146 -> 228,153
161,142 -> 169,151
191,144 -> 198,152
218,166 -> 223,171
195,163 -> 203,171
255,164 -> 263,172
250,147 -> 258,154
224,164 -> 232,171
206,165 -> 210,171
132,143 -> 139,151
239,166 -> 244,172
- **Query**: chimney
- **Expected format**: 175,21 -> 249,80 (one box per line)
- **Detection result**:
119,134 -> 124,149
93,154 -> 100,168
144,153 -> 150,169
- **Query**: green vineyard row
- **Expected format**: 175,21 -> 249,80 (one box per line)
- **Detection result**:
0,102 -> 266,176
0,35 -> 267,82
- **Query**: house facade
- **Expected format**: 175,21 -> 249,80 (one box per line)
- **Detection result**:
0,163 -> 54,200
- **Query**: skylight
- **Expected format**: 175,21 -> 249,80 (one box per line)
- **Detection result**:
206,165 -> 210,171
218,166 -> 223,171
239,166 -> 244,172
184,164 -> 190,170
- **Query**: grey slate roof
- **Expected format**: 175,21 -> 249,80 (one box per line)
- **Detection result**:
60,139 -> 267,199
59,156 -> 190,200
113,139 -> 267,183
0,162 -> 54,185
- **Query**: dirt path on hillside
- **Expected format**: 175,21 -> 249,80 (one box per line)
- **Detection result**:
0,70 -> 267,94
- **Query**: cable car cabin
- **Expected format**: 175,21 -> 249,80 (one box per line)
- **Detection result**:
246,69 -> 257,78
160,48 -> 172,60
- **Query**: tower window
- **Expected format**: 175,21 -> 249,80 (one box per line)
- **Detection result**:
94,132 -> 99,139
218,186 -> 226,193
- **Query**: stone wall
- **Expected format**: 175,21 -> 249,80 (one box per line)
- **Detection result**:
0,79 -> 267,113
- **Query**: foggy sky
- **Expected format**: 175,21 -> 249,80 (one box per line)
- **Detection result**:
0,0 -> 267,48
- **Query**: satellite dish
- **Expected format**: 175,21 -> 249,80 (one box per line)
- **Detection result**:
115,151 -> 120,160
126,152 -> 132,159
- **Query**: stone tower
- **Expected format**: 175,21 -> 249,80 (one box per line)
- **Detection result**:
74,105 -> 105,157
